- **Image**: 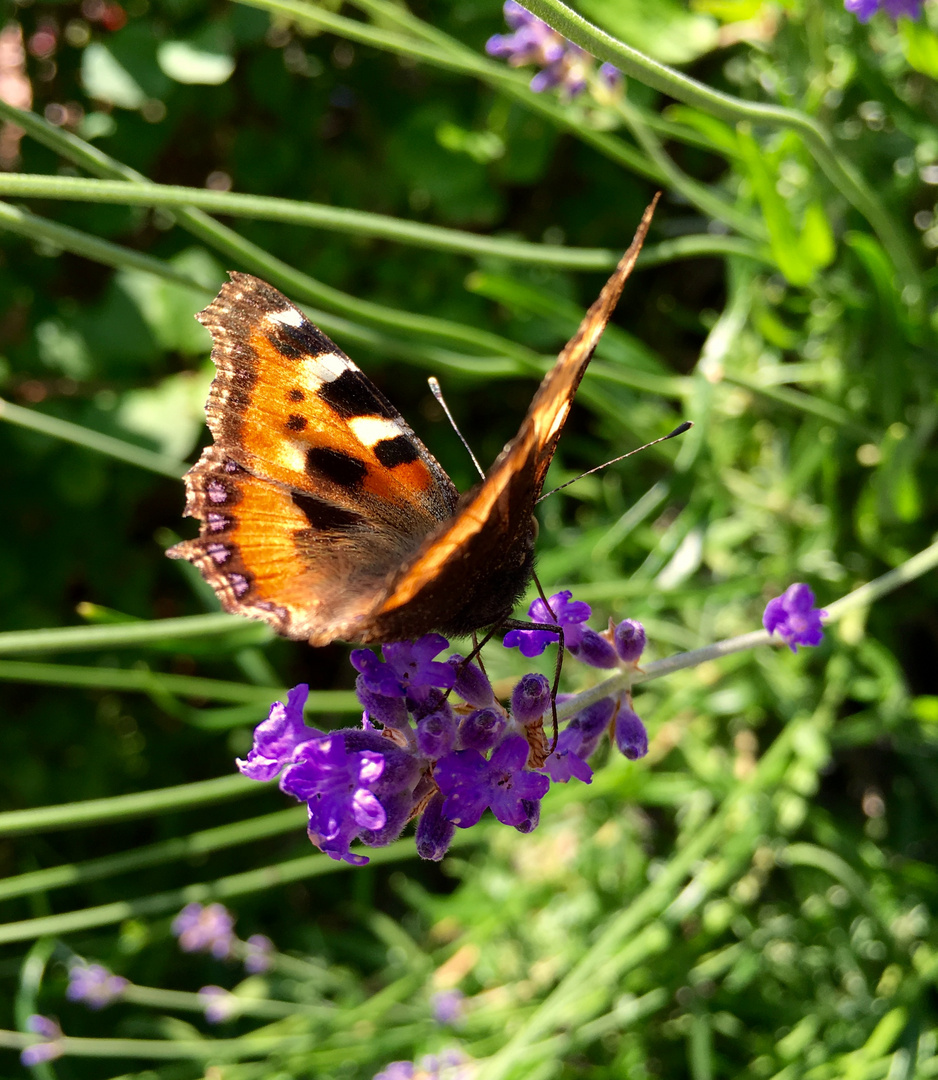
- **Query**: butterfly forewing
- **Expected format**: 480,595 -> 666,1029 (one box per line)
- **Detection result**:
168,273 -> 459,643
362,199 -> 658,641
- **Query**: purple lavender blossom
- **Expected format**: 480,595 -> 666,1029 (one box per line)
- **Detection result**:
351,635 -> 455,700
173,902 -> 236,958
436,734 -> 550,829
66,962 -> 128,1009
282,733 -> 388,865
243,934 -> 273,974
845,0 -> 922,20
21,1015 -> 64,1065
763,583 -> 826,653
448,654 -> 495,707
503,590 -> 591,656
416,710 -> 457,758
431,989 -> 466,1026
542,725 -> 593,783
486,2 -> 589,97
614,705 -> 649,760
570,627 -> 618,668
239,601 -> 653,864
237,683 -> 315,781
356,677 -> 410,730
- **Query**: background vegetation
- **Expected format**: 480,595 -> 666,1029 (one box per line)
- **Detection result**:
1,0 -> 937,1075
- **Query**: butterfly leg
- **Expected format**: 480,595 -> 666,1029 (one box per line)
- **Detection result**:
500,617 -> 565,754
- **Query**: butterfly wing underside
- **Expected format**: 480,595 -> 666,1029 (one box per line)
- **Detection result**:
353,198 -> 659,642
168,274 -> 459,645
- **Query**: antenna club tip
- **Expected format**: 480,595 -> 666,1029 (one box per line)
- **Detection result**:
667,421 -> 693,439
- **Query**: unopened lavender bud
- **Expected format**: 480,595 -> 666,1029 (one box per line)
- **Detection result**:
355,675 -> 410,729
570,628 -> 618,668
613,619 -> 646,663
416,711 -> 457,759
614,706 -> 648,760
511,673 -> 551,725
458,707 -> 506,752
448,655 -> 495,707
415,791 -> 456,861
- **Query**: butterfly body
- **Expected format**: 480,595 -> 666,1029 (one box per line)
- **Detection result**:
168,201 -> 657,645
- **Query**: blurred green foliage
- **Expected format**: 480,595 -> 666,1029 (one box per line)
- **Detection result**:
1,0 -> 937,1076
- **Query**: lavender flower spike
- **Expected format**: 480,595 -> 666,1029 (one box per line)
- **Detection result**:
763,583 -> 826,653
172,901 -> 236,958
67,961 -> 128,1009
21,1015 -> 64,1065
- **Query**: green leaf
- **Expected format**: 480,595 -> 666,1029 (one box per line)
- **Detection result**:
157,39 -> 236,86
81,42 -> 146,109
900,19 -> 938,79
578,0 -> 719,63
799,201 -> 835,270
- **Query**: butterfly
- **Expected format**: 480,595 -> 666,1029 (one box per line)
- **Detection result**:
167,199 -> 657,646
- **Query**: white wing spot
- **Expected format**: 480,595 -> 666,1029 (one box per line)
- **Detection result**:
349,415 -> 404,447
267,307 -> 305,328
299,352 -> 347,384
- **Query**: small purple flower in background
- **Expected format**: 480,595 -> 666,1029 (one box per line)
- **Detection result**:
486,2 -> 617,99
431,988 -> 466,1026
599,62 -> 623,89
172,901 -> 236,959
198,985 -> 239,1024
763,583 -> 826,653
845,0 -> 922,21
20,1015 -> 64,1065
374,1063 -> 416,1080
66,962 -> 127,1009
243,934 -> 273,974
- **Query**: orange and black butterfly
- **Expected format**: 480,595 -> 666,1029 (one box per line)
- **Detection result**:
168,199 -> 658,644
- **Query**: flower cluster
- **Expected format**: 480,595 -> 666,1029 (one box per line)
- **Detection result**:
238,592 -> 650,865
844,0 -> 923,21
485,1 -> 621,98
171,902 -> 273,972
66,962 -> 128,1010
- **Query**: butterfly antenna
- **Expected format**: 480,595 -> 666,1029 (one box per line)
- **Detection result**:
429,376 -> 485,481
536,421 -> 692,503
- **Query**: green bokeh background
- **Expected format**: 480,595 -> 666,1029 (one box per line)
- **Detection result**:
1,0 -> 937,1076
